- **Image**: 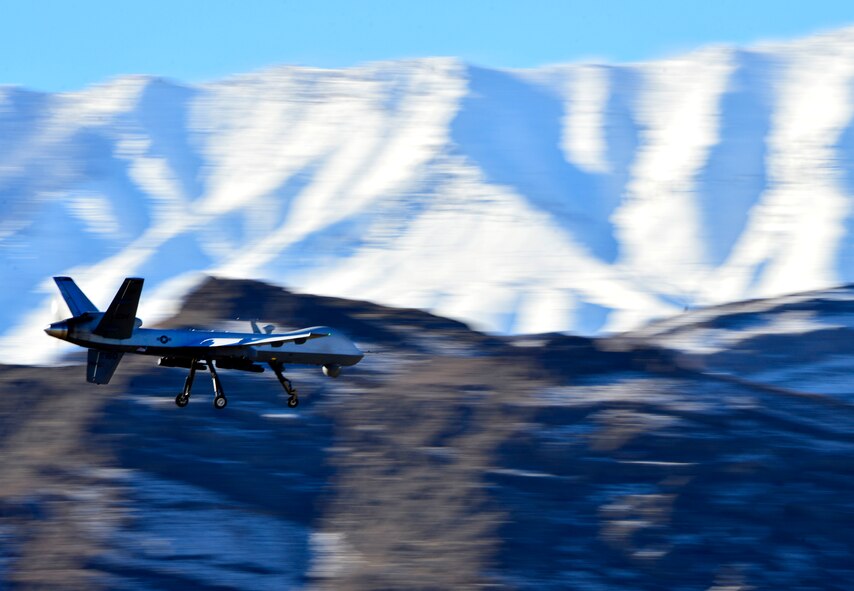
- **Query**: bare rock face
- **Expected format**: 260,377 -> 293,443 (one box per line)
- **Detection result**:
1,277 -> 852,589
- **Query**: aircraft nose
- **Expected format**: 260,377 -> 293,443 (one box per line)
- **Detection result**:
45,321 -> 68,340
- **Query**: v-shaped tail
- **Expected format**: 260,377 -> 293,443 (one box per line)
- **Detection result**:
53,277 -> 99,317
92,278 -> 144,340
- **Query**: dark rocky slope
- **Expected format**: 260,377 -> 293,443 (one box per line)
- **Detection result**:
1,278 -> 852,590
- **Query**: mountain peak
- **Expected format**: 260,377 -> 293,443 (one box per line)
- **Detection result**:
6,27 -> 854,363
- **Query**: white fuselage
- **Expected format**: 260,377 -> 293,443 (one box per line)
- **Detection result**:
46,314 -> 364,367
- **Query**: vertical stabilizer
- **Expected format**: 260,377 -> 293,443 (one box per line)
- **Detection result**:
93,278 -> 144,339
53,277 -> 99,317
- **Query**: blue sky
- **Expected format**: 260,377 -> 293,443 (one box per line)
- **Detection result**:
4,0 -> 854,91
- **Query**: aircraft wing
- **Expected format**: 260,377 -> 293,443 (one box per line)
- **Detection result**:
193,330 -> 330,348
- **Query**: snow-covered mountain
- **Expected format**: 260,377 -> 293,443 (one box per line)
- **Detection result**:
6,26 -> 854,363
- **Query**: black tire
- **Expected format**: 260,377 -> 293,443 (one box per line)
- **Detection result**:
214,396 -> 228,410
175,394 -> 189,408
287,396 -> 299,408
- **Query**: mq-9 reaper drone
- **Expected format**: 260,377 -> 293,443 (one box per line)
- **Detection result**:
44,277 -> 364,409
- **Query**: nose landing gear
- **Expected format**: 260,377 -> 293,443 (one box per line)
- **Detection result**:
271,362 -> 299,408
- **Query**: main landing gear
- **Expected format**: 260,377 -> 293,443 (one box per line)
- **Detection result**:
174,358 -> 227,410
172,359 -> 302,409
270,362 -> 299,408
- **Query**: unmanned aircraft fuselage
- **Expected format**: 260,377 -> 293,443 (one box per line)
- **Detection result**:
44,276 -> 364,409
45,318 -> 364,368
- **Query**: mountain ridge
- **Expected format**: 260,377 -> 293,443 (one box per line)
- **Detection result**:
6,28 -> 854,363
1,276 -> 852,589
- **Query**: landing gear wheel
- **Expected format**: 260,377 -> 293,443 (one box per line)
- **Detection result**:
175,394 -> 189,408
213,395 -> 228,410
287,396 -> 299,408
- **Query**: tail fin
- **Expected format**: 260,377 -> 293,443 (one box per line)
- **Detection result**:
87,349 -> 123,384
53,277 -> 99,317
93,278 -> 144,340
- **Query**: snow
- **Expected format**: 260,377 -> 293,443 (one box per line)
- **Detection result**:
615,47 -> 735,293
749,355 -> 854,396
653,310 -> 841,355
562,65 -> 612,174
101,472 -> 309,590
8,30 -> 854,364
